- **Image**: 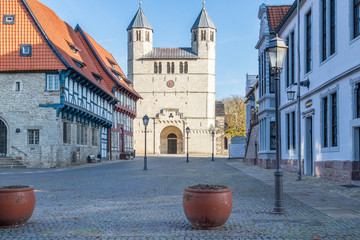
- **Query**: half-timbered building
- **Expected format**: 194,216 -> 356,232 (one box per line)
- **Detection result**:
0,0 -> 139,167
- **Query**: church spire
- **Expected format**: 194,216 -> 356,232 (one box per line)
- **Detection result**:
127,3 -> 153,31
191,3 -> 216,31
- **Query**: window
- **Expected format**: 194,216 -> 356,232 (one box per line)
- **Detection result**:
154,62 -> 158,73
47,74 -> 60,91
167,62 -> 170,73
20,44 -> 31,57
28,129 -> 39,145
322,0 -> 327,62
171,62 -> 175,74
15,82 -> 20,91
210,31 -> 214,42
201,30 -> 206,41
63,122 -> 71,144
286,112 -> 296,150
184,62 -> 188,73
193,31 -> 197,42
180,62 -> 184,73
287,113 -> 290,150
145,31 -> 150,42
323,97 -> 328,147
158,62 -> 162,73
330,0 -> 336,55
92,128 -> 97,146
331,92 -> 338,147
224,137 -> 228,150
290,32 -> 295,85
357,83 -> 360,118
286,37 -> 290,87
111,133 -> 118,150
136,30 -> 141,41
77,125 -> 81,145
73,59 -> 86,70
270,122 -> 276,150
291,111 -> 296,149
306,10 -> 312,73
67,41 -> 81,55
3,15 -> 15,24
354,0 -> 360,38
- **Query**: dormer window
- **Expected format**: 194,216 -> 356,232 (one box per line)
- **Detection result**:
107,58 -> 117,69
92,73 -> 103,83
67,41 -> 81,55
73,59 -> 86,70
3,15 -> 15,24
111,69 -> 122,80
20,44 -> 31,56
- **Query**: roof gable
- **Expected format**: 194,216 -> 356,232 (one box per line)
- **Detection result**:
267,5 -> 292,31
127,7 -> 152,31
0,0 -> 65,71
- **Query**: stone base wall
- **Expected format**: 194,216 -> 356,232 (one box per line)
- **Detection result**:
315,160 -> 360,183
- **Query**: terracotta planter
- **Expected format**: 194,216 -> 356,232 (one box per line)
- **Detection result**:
0,185 -> 36,228
183,184 -> 232,230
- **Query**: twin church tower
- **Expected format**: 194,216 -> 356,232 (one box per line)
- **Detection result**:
127,2 -> 217,155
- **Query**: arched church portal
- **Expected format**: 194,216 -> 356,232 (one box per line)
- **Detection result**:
160,126 -> 183,154
0,119 -> 7,157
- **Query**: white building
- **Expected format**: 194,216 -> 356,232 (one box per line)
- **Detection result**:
254,0 -> 360,182
128,3 -> 217,155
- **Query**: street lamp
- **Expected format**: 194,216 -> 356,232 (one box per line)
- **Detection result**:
142,115 -> 149,170
211,131 -> 215,161
287,90 -> 295,101
267,35 -> 288,214
186,127 -> 190,162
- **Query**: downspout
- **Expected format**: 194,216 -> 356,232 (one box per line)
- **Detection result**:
297,0 -> 302,180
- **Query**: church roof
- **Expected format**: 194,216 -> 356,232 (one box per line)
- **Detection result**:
142,48 -> 198,59
127,7 -> 153,31
191,6 -> 216,31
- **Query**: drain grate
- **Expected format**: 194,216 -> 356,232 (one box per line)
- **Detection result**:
342,184 -> 360,188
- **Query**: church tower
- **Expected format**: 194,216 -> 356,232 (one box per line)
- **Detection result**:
191,2 -> 216,60
127,2 -> 153,83
129,3 -> 217,155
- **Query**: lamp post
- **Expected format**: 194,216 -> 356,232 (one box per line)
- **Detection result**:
211,131 -> 215,161
186,127 -> 190,162
267,35 -> 288,214
142,115 -> 149,170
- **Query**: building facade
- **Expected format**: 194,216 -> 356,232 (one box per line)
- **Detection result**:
128,4 -> 217,155
255,4 -> 291,168
252,0 -> 360,182
0,0 -> 139,167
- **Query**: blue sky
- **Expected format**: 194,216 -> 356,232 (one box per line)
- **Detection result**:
38,0 -> 294,99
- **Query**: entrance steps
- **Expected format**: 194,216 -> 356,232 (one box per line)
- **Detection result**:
0,157 -> 26,168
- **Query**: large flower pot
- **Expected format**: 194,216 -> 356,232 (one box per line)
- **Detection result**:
183,184 -> 232,230
0,185 -> 36,228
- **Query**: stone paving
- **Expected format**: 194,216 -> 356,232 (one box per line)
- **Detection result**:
0,156 -> 360,239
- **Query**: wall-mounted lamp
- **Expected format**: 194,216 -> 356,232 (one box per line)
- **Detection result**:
287,91 -> 296,101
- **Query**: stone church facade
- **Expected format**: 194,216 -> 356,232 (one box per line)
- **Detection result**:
128,4 -> 217,155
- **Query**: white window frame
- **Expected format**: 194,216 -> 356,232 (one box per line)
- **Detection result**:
47,74 -> 60,91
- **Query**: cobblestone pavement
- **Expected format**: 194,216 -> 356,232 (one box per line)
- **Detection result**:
1,157 -> 360,239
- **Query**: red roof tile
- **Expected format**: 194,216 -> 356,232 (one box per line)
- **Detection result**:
23,0 -> 115,97
267,5 -> 291,31
76,27 -> 140,98
0,0 -> 65,71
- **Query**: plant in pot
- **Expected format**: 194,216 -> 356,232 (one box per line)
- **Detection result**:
0,185 -> 36,228
183,184 -> 232,230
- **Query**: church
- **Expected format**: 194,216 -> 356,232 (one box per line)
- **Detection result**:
128,3 -> 218,155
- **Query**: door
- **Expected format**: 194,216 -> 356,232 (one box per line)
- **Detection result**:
305,117 -> 313,175
167,133 -> 177,154
168,139 -> 177,154
0,120 -> 7,157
